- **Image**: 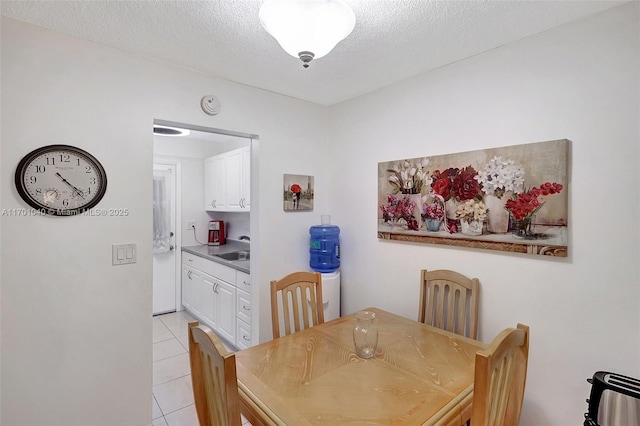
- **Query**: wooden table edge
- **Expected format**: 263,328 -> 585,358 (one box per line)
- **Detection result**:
238,381 -> 281,426
423,383 -> 474,426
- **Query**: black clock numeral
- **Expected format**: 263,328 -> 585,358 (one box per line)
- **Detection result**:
45,157 -> 55,165
86,187 -> 92,195
85,166 -> 92,173
35,188 -> 42,195
35,165 -> 45,173
62,199 -> 69,207
59,154 -> 70,163
77,158 -> 81,166
89,177 -> 96,185
29,176 -> 37,184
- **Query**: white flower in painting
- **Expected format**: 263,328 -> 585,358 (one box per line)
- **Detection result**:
386,157 -> 431,194
475,156 -> 525,197
455,199 -> 488,222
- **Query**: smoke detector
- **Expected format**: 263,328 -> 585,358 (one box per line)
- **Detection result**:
201,95 -> 222,115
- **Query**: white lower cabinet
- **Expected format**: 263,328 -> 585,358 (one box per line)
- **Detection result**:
236,319 -> 252,350
181,264 -> 200,315
182,252 -> 251,348
200,275 -> 217,330
214,279 -> 236,343
235,271 -> 252,349
236,288 -> 252,350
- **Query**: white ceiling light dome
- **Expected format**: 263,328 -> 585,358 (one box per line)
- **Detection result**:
259,0 -> 356,68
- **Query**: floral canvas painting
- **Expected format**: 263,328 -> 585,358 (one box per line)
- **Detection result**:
377,139 -> 569,257
283,174 -> 314,211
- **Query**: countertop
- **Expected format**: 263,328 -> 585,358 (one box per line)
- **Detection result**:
182,240 -> 250,273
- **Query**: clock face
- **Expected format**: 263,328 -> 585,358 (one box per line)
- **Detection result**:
15,145 -> 107,216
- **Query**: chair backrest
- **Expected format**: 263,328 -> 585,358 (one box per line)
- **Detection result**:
188,321 -> 242,426
270,271 -> 324,339
472,323 -> 530,426
418,269 -> 480,339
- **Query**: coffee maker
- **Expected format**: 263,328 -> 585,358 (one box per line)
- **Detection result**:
208,220 -> 225,246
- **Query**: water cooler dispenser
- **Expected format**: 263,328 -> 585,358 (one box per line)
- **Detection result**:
309,216 -> 341,321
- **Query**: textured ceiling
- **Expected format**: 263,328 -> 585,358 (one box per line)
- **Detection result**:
0,0 -> 627,106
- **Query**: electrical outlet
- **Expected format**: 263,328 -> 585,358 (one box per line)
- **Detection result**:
186,220 -> 196,230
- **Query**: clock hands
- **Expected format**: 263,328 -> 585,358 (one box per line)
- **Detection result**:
55,172 -> 85,199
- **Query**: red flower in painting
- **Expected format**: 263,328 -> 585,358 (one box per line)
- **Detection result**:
452,166 -> 480,201
431,166 -> 480,201
505,182 -> 563,220
431,178 -> 451,200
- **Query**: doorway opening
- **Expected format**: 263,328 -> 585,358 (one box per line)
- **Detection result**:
152,119 -> 256,315
151,119 -> 258,423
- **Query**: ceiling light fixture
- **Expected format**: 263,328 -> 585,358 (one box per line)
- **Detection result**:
259,0 -> 356,68
153,125 -> 190,137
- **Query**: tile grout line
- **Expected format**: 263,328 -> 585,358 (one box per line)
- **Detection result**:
153,311 -> 199,426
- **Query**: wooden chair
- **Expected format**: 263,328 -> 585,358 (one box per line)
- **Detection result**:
270,271 -> 324,339
418,269 -> 480,339
188,321 -> 242,426
472,324 -> 530,426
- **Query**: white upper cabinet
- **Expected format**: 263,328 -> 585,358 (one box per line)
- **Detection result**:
204,146 -> 250,212
204,155 -> 227,211
226,148 -> 243,210
241,146 -> 250,210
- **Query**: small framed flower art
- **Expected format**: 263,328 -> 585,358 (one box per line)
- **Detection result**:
283,174 -> 314,211
377,139 -> 569,257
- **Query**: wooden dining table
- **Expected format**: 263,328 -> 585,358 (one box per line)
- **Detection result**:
235,307 -> 487,426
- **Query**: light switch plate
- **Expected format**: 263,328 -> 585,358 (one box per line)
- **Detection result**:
112,243 -> 136,265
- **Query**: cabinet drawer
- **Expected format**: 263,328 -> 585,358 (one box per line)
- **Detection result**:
236,289 -> 251,324
182,252 -> 236,284
182,252 -> 199,266
236,320 -> 252,350
200,259 -> 236,283
237,271 -> 251,293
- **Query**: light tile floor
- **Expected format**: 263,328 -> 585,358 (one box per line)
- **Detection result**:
152,311 -> 251,426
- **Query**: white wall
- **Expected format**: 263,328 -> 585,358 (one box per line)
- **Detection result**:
1,4 -> 638,425
0,17 -> 329,425
329,3 -> 639,425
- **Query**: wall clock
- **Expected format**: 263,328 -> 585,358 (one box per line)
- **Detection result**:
14,145 -> 107,216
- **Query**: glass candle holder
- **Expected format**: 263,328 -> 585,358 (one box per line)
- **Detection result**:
353,310 -> 378,359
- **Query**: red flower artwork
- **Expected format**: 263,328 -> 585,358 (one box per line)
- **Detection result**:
431,178 -> 451,200
505,182 -> 563,220
431,166 -> 480,201
452,166 -> 480,201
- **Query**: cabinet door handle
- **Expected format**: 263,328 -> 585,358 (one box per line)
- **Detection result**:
213,283 -> 219,294
243,335 -> 250,341
243,281 -> 250,286
242,305 -> 250,311
187,270 -> 192,279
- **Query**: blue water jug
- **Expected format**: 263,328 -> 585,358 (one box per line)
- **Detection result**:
309,224 -> 340,273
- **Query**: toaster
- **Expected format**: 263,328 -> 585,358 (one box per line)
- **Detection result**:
584,371 -> 640,426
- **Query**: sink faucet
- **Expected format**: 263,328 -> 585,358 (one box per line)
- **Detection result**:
238,235 -> 250,241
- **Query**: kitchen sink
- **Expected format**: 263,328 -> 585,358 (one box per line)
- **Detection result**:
215,250 -> 250,261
